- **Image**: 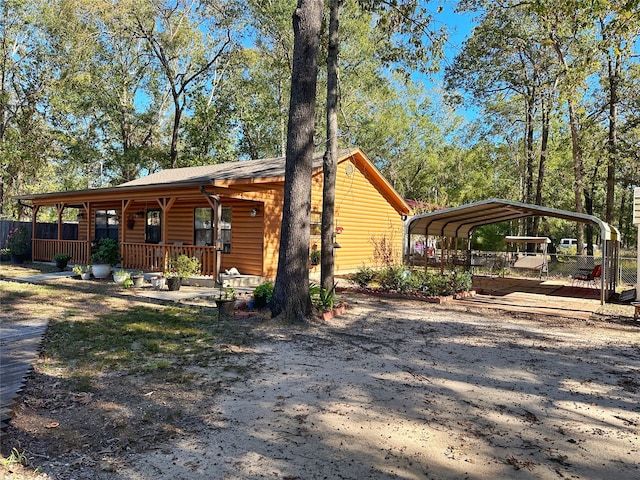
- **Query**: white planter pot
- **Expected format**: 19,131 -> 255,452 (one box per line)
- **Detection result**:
113,273 -> 129,284
80,272 -> 91,280
91,264 -> 111,279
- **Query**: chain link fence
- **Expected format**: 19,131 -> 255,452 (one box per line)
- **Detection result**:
465,251 -> 637,286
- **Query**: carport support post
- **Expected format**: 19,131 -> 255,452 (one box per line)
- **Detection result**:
635,187 -> 640,301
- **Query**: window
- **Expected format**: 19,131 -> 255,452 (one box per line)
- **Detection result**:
194,208 -> 213,246
146,209 -> 162,244
95,210 -> 119,241
310,210 -> 321,236
194,206 -> 232,252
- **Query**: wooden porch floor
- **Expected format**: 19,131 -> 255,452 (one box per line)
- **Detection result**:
456,275 -> 603,320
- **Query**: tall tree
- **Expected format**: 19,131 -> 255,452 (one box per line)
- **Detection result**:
446,3 -> 559,216
270,0 -> 323,322
0,0 -> 54,218
320,0 -> 341,292
540,1 -> 598,252
597,2 -> 640,224
127,0 -> 237,168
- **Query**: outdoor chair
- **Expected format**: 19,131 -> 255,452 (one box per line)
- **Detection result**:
572,264 -> 601,288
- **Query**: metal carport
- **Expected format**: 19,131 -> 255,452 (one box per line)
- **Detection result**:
405,198 -> 621,304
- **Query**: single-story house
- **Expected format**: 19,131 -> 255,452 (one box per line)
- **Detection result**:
16,147 -> 410,281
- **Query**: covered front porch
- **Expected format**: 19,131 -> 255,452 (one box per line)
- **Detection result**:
32,239 -> 221,276
21,181 -> 267,280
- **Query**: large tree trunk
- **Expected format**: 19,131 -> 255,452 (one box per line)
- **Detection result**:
550,30 -> 585,253
532,97 -> 550,237
567,98 -> 585,253
170,93 -> 181,168
524,90 -> 535,240
321,0 -> 340,292
270,0 -> 323,322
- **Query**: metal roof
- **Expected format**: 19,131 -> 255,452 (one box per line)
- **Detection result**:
407,198 -> 619,241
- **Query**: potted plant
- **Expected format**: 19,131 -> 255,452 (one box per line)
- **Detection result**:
53,253 -> 72,271
6,225 -> 29,264
165,254 -> 201,291
90,238 -> 120,278
252,281 -> 274,309
310,248 -> 321,266
112,268 -> 130,284
72,264 -> 91,280
215,286 -> 236,318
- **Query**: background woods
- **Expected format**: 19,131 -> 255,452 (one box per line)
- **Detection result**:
0,0 -> 639,246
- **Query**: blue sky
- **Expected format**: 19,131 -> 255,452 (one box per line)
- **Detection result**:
418,1 -> 479,121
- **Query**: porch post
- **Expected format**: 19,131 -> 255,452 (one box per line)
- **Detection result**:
84,202 -> 90,264
156,197 -> 176,272
201,187 -> 222,284
56,203 -> 64,241
214,199 -> 222,284
32,205 -> 39,261
634,187 -> 640,302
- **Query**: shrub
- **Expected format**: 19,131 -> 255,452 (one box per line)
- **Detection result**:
253,281 -> 274,299
362,267 -> 473,297
310,282 -> 337,311
421,270 -> 472,296
91,238 -> 120,266
377,265 -> 413,293
348,265 -> 376,288
53,253 -> 71,262
6,225 -> 28,255
166,254 -> 201,278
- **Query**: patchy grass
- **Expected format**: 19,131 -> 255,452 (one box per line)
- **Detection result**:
1,261 -> 259,476
45,305 -> 227,373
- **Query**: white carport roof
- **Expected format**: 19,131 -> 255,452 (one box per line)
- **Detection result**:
407,198 -> 619,242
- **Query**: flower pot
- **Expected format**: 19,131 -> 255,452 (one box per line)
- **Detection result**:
254,294 -> 268,309
167,277 -> 182,291
216,299 -> 235,318
91,264 -> 111,279
55,259 -> 68,271
151,277 -> 166,290
113,272 -> 129,284
132,275 -> 145,288
10,253 -> 25,265
80,272 -> 91,280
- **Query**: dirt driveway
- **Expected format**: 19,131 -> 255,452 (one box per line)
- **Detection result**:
5,292 -> 640,479
111,294 -> 639,479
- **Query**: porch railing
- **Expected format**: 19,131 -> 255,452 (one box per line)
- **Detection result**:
122,243 -> 217,276
32,239 -> 90,264
32,240 -> 218,277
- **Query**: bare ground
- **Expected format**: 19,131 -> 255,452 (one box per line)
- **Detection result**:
2,290 -> 640,480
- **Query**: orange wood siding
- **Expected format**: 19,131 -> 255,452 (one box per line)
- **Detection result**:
25,149 -> 407,278
157,198 -> 266,276
225,187 -> 284,279
219,198 -> 264,276
311,159 -> 404,274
